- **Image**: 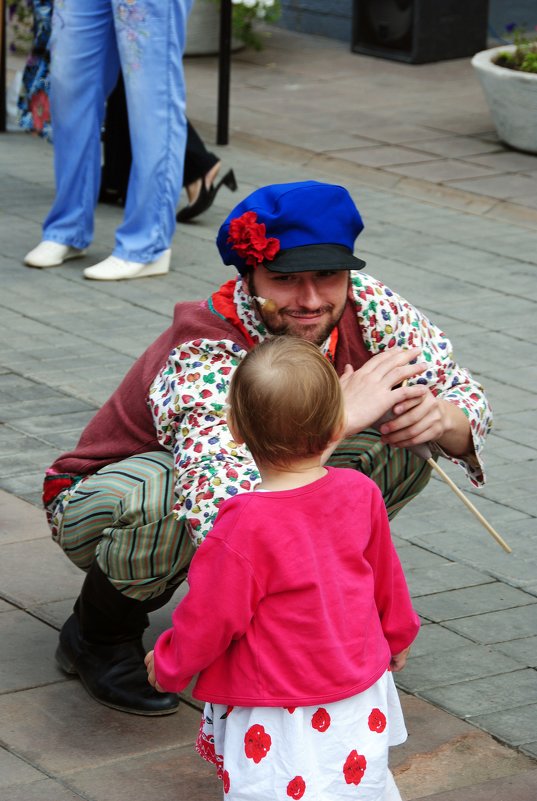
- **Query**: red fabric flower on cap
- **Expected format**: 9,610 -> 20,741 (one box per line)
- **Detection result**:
227,211 -> 280,268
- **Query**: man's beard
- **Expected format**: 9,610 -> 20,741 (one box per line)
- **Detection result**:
246,274 -> 348,346
262,310 -> 344,346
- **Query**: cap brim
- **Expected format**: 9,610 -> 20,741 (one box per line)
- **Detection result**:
265,244 -> 366,274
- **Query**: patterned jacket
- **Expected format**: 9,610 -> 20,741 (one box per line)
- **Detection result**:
44,273 -> 492,545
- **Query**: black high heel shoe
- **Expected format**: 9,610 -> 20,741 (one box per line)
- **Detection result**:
176,169 -> 238,223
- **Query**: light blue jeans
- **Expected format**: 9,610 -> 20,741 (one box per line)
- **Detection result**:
44,0 -> 192,262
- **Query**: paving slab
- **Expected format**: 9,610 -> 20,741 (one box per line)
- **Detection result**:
406,562 -> 496,598
444,605 -> 537,644
470,705 -> 537,748
0,748 -> 45,790
0,682 -> 202,775
0,779 -> 87,801
61,746 -> 221,801
412,769 -> 537,801
495,636 -> 537,668
406,624 -> 473,659
385,158 -> 499,183
420,670 -> 537,718
0,537 -> 83,608
395,644 -> 522,692
396,546 -> 452,571
0,609 -> 65,692
404,136 -> 503,158
412,583 -> 537,623
0,487 -> 50,544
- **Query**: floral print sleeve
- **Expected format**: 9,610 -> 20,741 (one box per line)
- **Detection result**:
149,338 -> 260,546
350,272 -> 492,486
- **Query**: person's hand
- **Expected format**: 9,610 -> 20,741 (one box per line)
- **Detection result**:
380,392 -> 473,457
390,646 -> 411,672
339,348 -> 428,437
145,649 -> 165,692
379,388 -> 446,448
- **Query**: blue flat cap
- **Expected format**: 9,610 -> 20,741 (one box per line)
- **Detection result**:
216,181 -> 366,275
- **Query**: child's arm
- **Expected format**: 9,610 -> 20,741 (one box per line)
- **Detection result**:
365,486 -> 420,660
149,505 -> 263,693
145,649 -> 165,690
390,646 -> 411,672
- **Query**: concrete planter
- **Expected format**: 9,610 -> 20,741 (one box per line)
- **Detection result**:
185,0 -> 242,55
472,44 -> 537,154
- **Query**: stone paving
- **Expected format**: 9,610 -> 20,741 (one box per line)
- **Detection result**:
1,25 -> 537,800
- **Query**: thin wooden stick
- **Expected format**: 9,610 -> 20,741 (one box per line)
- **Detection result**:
427,458 -> 512,553
397,378 -> 511,553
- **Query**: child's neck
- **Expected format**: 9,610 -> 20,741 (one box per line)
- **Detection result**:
256,456 -> 327,492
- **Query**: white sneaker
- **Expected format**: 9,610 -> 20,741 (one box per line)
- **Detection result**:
24,241 -> 87,268
83,249 -> 171,281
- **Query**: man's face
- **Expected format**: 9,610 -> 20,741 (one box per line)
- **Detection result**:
247,265 -> 350,346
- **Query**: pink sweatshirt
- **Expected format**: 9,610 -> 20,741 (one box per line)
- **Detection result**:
154,467 -> 419,707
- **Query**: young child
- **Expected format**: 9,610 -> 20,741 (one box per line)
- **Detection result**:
145,337 -> 420,801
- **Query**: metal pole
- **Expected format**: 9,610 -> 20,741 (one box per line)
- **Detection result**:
216,0 -> 232,145
0,0 -> 7,132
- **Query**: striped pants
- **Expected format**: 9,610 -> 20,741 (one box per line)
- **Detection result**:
54,432 -> 432,601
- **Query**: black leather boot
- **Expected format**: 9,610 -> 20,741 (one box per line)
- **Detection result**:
56,562 -> 179,715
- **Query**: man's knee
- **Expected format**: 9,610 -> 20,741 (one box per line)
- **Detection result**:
328,431 -> 433,518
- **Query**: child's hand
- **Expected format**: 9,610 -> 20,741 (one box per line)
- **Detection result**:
390,646 -> 411,672
144,649 -> 165,691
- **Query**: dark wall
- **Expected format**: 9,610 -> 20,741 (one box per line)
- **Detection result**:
275,0 -> 537,46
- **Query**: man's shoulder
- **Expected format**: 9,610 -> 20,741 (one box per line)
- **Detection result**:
169,298 -> 249,348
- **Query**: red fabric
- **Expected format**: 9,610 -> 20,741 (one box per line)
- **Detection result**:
42,474 -> 74,506
154,467 -> 419,706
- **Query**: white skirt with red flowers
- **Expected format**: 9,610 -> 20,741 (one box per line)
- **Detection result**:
195,671 -> 406,801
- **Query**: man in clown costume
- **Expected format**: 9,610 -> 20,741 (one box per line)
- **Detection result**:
43,181 -> 492,715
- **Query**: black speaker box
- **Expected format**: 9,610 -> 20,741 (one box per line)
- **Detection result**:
352,0 -> 489,64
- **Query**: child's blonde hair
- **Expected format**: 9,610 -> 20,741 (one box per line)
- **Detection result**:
228,337 -> 345,467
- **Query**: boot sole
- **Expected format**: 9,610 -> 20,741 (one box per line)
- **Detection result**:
55,643 -> 179,716
25,250 -> 87,269
55,642 -> 77,675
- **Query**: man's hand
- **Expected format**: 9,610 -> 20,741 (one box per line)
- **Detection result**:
380,391 -> 473,458
145,649 -> 165,692
339,348 -> 428,438
390,646 -> 411,672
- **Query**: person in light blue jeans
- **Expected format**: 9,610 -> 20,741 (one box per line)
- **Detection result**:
24,0 -> 193,281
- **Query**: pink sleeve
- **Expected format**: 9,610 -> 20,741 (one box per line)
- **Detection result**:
153,512 -> 263,692
365,488 -> 420,655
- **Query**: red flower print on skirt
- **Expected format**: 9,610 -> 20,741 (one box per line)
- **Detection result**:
222,769 -> 230,794
311,707 -> 331,732
196,728 -> 217,764
343,750 -> 367,785
287,775 -> 306,799
285,707 -> 296,714
244,723 -> 272,763
368,708 -> 387,733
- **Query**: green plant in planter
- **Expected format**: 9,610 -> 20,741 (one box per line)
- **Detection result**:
230,0 -> 281,51
494,23 -> 537,73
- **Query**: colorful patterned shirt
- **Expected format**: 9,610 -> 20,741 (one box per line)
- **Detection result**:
148,273 -> 492,546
